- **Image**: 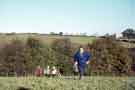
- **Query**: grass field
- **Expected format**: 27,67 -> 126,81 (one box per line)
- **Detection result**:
0,34 -> 96,45
0,76 -> 132,90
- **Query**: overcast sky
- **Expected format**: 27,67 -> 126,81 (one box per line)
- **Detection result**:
0,0 -> 134,35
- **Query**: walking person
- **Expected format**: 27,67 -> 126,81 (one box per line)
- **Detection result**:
73,47 -> 91,80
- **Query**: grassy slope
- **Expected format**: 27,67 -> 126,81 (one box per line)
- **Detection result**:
0,76 -> 129,90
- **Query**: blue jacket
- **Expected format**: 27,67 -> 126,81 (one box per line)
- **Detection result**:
74,51 -> 90,66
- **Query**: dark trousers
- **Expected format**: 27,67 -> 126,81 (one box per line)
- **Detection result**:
78,64 -> 86,79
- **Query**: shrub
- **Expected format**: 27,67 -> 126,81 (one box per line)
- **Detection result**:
0,39 -> 27,76
88,38 -> 132,76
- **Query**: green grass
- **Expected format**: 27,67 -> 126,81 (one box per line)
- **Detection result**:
0,76 -> 130,90
69,36 -> 95,44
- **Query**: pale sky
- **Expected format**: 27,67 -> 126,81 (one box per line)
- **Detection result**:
0,0 -> 134,35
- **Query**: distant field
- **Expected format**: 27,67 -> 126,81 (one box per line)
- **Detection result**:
40,35 -> 96,45
0,76 -> 130,90
0,34 -> 134,48
120,41 -> 135,48
0,34 -> 96,45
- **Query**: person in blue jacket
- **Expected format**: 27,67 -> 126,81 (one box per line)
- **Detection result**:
74,47 -> 91,79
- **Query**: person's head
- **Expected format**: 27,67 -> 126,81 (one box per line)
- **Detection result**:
79,46 -> 84,54
79,48 -> 84,54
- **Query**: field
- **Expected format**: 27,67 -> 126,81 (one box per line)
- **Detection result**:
0,76 -> 132,90
0,34 -> 96,45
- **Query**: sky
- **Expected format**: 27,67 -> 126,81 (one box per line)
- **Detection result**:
0,0 -> 134,35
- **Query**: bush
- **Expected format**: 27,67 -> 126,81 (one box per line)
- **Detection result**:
0,39 -> 27,76
25,37 -> 54,73
52,38 -> 74,56
0,36 -> 132,76
0,37 -> 77,76
88,38 -> 132,76
51,38 -> 77,75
